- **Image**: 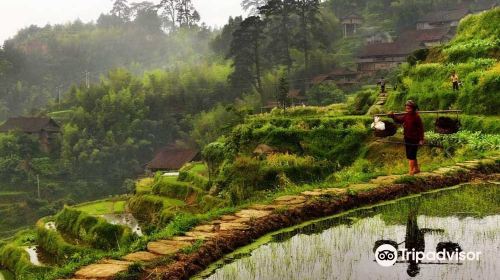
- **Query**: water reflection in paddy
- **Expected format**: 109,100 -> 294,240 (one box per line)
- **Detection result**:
101,213 -> 143,236
201,184 -> 499,280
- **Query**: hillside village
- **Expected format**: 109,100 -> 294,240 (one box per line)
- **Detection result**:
0,1 -> 498,280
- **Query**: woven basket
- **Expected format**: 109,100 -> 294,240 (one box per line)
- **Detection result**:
374,121 -> 398,138
435,117 -> 460,134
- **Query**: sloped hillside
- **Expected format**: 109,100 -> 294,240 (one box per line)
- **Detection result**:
386,7 -> 499,115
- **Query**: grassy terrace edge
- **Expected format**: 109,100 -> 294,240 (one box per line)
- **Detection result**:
67,156 -> 499,280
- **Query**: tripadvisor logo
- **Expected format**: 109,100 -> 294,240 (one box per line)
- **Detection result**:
375,244 -> 398,267
374,244 -> 482,267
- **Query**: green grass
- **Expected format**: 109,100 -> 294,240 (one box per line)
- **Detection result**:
143,195 -> 186,209
190,163 -> 208,176
161,176 -> 179,183
135,177 -> 154,193
0,192 -> 26,196
75,200 -> 127,216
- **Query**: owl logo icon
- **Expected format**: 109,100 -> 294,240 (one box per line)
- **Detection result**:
375,244 -> 398,267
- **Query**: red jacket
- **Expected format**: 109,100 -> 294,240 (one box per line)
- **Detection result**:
391,112 -> 424,141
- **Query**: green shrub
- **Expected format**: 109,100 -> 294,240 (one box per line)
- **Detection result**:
0,243 -> 47,279
459,115 -> 500,134
202,142 -> 226,182
348,88 -> 378,115
457,63 -> 500,115
306,81 -> 346,106
178,163 -> 210,190
426,131 -> 500,154
54,208 -> 134,250
152,177 -> 201,200
87,220 -> 134,250
329,158 -> 378,184
128,195 -> 164,224
158,209 -> 176,226
199,195 -> 228,212
36,222 -> 81,263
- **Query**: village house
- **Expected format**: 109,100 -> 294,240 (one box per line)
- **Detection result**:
399,27 -> 455,47
145,144 -> 200,172
356,3 -> 500,75
0,117 -> 60,152
310,75 -> 330,86
327,68 -> 360,88
470,1 -> 498,14
341,13 -> 363,38
416,8 -> 470,30
309,68 -> 360,89
358,32 -> 451,73
287,89 -> 308,107
357,40 -> 422,73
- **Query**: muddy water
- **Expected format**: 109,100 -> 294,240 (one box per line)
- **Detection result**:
200,184 -> 500,280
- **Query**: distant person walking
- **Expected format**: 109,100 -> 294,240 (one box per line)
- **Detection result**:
388,100 -> 425,176
377,77 -> 386,93
451,71 -> 460,91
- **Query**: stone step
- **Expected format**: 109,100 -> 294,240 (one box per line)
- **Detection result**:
249,204 -> 280,211
235,209 -> 273,219
192,224 -> 216,232
433,166 -> 467,175
348,184 -> 379,192
184,231 -> 218,239
123,251 -> 162,262
147,240 -> 191,255
74,260 -> 131,279
219,222 -> 250,231
369,175 -> 401,185
274,195 -> 307,205
171,236 -> 201,242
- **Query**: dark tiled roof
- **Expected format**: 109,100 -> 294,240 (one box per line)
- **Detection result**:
341,13 -> 363,20
146,145 -> 200,171
359,40 -> 423,58
399,27 -> 452,42
471,2 -> 497,12
329,68 -> 358,76
262,101 -> 280,109
311,74 -> 330,84
417,8 -> 470,23
288,89 -> 308,100
0,117 -> 60,133
287,89 -> 301,98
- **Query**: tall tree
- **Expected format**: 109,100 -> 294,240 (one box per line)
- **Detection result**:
241,0 -> 268,16
176,0 -> 200,27
110,0 -> 131,21
277,75 -> 289,112
259,0 -> 296,73
228,16 -> 266,94
131,1 -> 162,32
130,1 -> 156,18
159,0 -> 178,31
294,0 -> 320,91
211,16 -> 244,57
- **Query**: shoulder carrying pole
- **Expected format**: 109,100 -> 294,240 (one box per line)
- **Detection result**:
374,110 -> 462,117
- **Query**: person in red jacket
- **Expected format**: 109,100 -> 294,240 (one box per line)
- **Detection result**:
388,100 -> 425,175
